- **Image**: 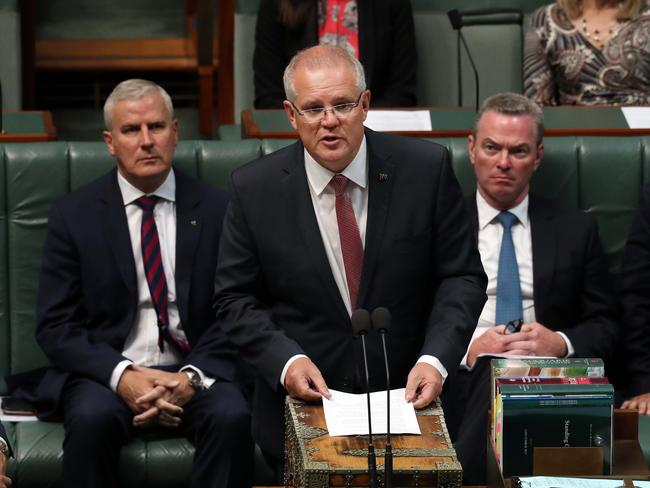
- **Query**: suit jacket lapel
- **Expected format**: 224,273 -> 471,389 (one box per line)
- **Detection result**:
529,196 -> 557,316
101,170 -> 137,293
357,130 -> 395,307
285,143 -> 350,321
174,170 -> 202,329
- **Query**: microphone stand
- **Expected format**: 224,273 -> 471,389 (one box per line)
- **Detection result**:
352,309 -> 378,488
372,307 -> 393,488
380,330 -> 392,488
360,330 -> 378,488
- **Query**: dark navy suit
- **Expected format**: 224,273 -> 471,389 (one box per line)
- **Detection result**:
35,168 -> 252,488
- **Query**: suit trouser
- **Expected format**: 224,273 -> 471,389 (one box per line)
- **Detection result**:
442,357 -> 492,486
61,375 -> 253,488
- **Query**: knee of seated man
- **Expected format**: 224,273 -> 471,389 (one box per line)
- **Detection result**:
65,394 -> 129,435
198,384 -> 251,431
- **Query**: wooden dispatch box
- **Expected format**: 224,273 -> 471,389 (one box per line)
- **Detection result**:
284,396 -> 462,488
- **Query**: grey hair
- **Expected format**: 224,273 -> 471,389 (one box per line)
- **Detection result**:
473,92 -> 544,145
103,79 -> 174,130
282,45 -> 366,102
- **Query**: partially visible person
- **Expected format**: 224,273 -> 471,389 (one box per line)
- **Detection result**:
32,79 -> 252,487
444,92 -> 619,484
524,0 -> 650,106
620,184 -> 650,414
0,423 -> 11,488
253,0 -> 417,108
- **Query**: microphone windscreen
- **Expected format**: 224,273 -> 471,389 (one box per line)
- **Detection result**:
351,309 -> 371,335
371,307 -> 392,333
447,9 -> 463,30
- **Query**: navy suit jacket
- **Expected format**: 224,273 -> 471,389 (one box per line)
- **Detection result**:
34,168 -> 233,417
215,128 -> 487,453
253,0 -> 417,108
466,194 -> 619,361
620,184 -> 650,396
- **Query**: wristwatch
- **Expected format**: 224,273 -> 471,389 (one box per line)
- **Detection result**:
0,437 -> 10,458
184,370 -> 206,392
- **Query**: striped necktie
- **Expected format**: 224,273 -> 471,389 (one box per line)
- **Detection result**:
135,195 -> 190,354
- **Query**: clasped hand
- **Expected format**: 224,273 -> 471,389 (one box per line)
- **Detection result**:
467,322 -> 568,367
116,365 -> 196,428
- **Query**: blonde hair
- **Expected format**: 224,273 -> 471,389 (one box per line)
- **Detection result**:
557,0 -> 645,21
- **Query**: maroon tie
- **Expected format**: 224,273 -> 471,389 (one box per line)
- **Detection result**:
135,196 -> 190,354
331,175 -> 364,310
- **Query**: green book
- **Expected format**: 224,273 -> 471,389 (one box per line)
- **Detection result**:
500,393 -> 613,477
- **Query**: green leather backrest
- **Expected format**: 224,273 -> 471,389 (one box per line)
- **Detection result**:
0,140 -> 263,389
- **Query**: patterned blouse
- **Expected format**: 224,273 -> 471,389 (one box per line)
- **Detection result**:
524,2 -> 650,105
318,0 -> 359,58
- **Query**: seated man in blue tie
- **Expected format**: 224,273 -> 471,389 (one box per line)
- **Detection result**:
0,422 -> 11,488
33,79 -> 252,488
444,92 -> 619,484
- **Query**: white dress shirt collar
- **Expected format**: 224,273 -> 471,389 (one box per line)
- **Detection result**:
304,136 -> 368,195
476,190 -> 529,230
117,169 -> 176,206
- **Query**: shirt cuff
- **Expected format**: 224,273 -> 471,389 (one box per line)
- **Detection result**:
556,331 -> 575,357
180,365 -> 216,389
110,359 -> 134,392
416,355 -> 448,385
280,354 -> 308,387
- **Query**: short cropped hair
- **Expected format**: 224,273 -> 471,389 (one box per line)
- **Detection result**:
103,79 -> 174,130
557,0 -> 644,21
473,93 -> 544,145
282,45 -> 367,102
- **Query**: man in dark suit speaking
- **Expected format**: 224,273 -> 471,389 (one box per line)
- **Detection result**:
214,45 -> 487,471
35,79 -> 251,487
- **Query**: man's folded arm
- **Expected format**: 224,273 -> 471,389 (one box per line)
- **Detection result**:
555,216 -> 619,361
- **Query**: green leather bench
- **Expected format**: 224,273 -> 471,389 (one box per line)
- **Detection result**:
2,136 -> 650,484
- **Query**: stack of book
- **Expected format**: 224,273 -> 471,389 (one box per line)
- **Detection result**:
490,358 -> 614,478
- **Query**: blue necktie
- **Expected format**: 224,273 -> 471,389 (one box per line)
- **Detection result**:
495,211 -> 523,325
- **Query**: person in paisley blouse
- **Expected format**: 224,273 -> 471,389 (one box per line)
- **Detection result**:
253,0 -> 417,109
524,0 -> 650,106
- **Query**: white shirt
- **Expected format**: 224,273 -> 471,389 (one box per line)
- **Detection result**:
109,170 -> 212,390
280,136 -> 448,386
460,191 -> 573,368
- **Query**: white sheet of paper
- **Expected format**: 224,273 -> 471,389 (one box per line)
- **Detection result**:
621,107 -> 650,128
631,482 -> 650,488
517,477 -> 626,488
322,388 -> 421,437
364,110 -> 432,132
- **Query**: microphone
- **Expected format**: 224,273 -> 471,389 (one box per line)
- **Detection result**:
351,308 -> 378,488
372,307 -> 393,488
447,9 -> 480,110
